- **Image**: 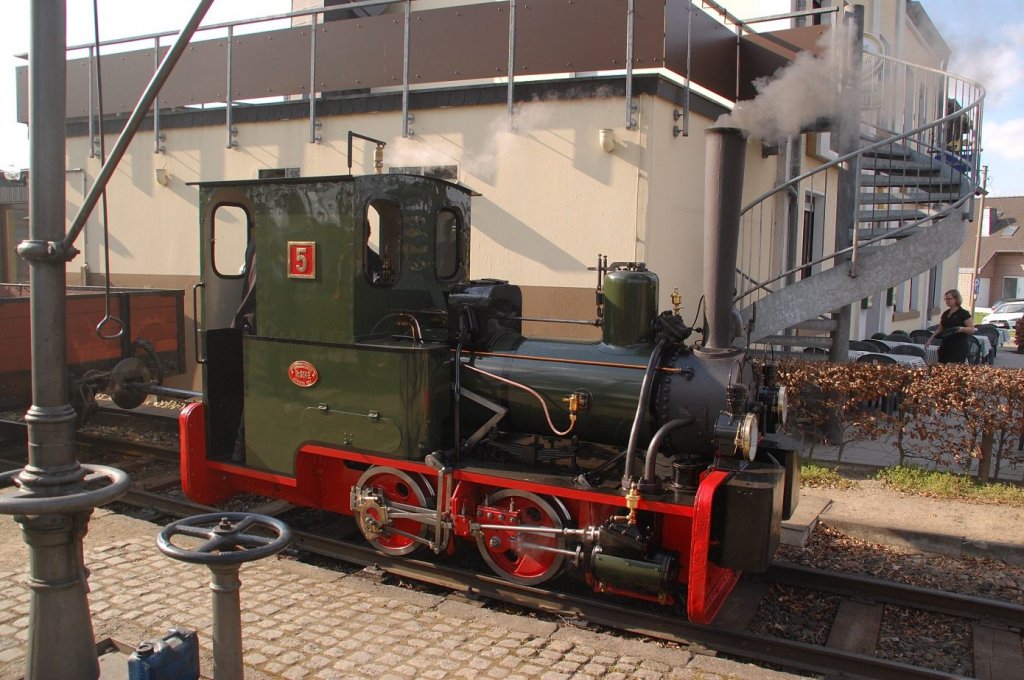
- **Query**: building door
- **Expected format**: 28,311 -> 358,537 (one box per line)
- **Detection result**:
800,192 -> 824,280
1,204 -> 29,283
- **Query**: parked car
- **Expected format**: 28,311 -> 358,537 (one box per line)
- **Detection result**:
981,301 -> 1024,330
974,297 -> 1023,317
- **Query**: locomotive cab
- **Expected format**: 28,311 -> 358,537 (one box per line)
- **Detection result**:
193,174 -> 473,471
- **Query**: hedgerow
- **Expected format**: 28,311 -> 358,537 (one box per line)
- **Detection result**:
776,360 -> 1024,482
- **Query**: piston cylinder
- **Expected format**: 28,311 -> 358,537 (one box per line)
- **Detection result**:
590,548 -> 677,597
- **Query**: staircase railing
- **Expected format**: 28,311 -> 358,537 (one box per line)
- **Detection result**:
732,51 -> 985,330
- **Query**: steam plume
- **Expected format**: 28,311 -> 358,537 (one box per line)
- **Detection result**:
718,25 -> 855,143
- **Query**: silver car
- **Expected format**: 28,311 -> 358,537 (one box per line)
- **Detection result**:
982,301 -> 1024,330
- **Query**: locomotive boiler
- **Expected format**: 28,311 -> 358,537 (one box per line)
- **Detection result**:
178,127 -> 800,624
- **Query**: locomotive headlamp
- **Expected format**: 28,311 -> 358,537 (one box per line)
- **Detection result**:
774,385 -> 788,427
757,384 -> 788,431
737,413 -> 758,461
713,411 -> 759,462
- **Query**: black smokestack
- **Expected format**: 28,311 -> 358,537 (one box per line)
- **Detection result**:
702,126 -> 746,351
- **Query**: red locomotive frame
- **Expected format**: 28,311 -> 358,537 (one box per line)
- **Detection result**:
180,401 -> 739,623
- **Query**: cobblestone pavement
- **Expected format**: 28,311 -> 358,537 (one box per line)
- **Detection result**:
0,510 -> 805,680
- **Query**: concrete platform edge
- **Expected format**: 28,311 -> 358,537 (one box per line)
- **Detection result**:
821,517 -> 1024,567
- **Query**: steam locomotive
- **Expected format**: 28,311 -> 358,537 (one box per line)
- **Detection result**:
177,127 -> 800,624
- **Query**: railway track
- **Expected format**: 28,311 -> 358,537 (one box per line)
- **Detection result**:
1,422 -> 1022,679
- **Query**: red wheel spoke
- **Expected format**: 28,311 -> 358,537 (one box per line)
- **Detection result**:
353,466 -> 434,557
477,490 -> 568,585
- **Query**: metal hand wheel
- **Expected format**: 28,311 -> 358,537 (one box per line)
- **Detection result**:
0,464 -> 130,516
157,512 -> 292,565
158,513 -> 293,680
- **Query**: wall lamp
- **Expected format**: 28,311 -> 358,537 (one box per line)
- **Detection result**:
599,129 -> 616,153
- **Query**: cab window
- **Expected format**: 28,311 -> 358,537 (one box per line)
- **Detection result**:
212,204 -> 250,278
435,208 -> 462,281
365,199 -> 401,286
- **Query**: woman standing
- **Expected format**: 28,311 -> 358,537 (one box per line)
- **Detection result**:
925,289 -> 976,363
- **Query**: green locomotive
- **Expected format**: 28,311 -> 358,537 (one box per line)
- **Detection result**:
181,129 -> 799,623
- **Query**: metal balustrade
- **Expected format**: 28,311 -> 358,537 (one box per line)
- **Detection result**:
733,46 -> 985,350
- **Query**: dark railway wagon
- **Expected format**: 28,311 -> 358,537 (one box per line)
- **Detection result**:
0,284 -> 186,412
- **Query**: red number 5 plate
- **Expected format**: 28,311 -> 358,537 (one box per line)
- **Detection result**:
288,241 -> 316,279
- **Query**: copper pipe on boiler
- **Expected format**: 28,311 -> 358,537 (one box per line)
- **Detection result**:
462,350 -> 684,375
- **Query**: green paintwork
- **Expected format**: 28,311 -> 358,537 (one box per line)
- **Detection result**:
461,337 -> 655,446
195,173 -> 473,471
243,337 -> 451,474
246,175 -> 471,345
602,269 -> 659,347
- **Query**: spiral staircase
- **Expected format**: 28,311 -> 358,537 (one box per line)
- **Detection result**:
733,51 -> 985,356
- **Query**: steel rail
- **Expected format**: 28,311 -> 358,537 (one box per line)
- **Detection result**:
285,532 -> 966,680
768,563 -> 1024,628
75,434 -> 180,466
79,456 -> 984,680
0,416 -> 180,465
0,431 -> 998,679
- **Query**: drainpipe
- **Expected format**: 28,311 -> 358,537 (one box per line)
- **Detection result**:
66,168 -> 88,285
967,165 -> 988,313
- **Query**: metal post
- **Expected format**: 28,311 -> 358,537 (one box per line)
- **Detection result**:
506,0 -> 516,132
402,0 -> 413,138
782,136 -> 803,288
210,564 -> 245,680
154,38 -> 164,153
734,23 -> 741,102
968,165 -> 988,313
624,0 -> 636,130
829,5 -> 864,363
682,1 -> 691,136
157,514 -> 292,680
226,24 -> 237,149
308,16 -> 320,144
21,3 -> 95,677
87,47 -> 96,158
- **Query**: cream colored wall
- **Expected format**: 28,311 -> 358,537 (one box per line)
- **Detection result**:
63,96 -> 667,296
429,99 -> 645,288
643,97 -> 783,318
65,137 -> 201,281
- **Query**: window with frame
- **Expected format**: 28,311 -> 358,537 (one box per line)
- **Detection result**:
1003,276 -> 1024,300
258,168 -> 300,179
435,208 -> 462,281
1,205 -> 29,283
365,199 -> 402,286
212,204 -> 250,278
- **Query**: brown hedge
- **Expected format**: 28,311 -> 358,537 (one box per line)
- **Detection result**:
775,360 -> 1024,480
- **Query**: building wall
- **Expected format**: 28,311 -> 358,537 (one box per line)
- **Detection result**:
63,88 -> 783,385
53,1 -> 960,383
